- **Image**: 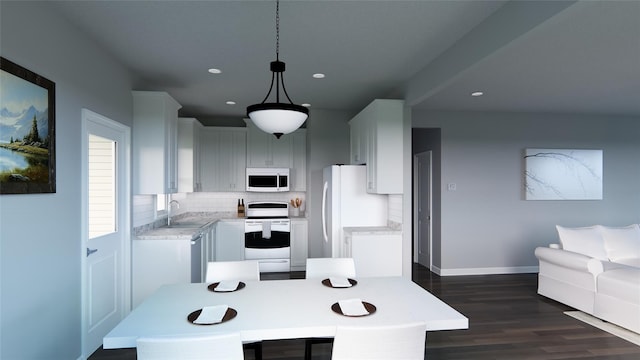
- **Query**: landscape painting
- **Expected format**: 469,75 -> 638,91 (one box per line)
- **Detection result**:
0,57 -> 56,194
524,148 -> 603,200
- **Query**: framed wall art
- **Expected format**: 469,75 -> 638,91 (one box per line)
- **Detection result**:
0,57 -> 56,194
524,148 -> 602,200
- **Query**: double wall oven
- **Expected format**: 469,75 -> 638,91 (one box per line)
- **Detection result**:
244,201 -> 290,272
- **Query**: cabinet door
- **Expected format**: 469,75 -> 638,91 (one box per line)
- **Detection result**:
246,124 -> 272,167
217,129 -> 246,191
132,239 -> 190,308
246,122 -> 292,168
177,118 -> 203,193
132,91 -> 181,194
215,221 -> 244,261
199,128 -> 247,192
199,129 -> 219,192
290,130 -> 306,191
290,219 -> 308,270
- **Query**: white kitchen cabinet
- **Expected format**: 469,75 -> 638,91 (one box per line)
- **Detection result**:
344,229 -> 402,277
215,220 -> 244,261
348,99 -> 404,194
290,130 -> 307,191
132,236 -> 202,308
202,223 -> 216,266
200,127 -> 247,192
177,117 -> 203,192
132,91 -> 182,194
246,121 -> 292,168
290,218 -> 308,271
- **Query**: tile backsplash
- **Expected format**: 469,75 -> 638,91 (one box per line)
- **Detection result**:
133,191 -> 306,228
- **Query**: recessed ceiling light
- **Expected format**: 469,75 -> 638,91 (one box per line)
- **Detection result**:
302,103 -> 311,107
471,91 -> 484,97
312,73 -> 325,79
226,101 -> 236,105
208,68 -> 222,74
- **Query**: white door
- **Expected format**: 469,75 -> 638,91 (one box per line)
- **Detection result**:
413,152 -> 432,269
81,109 -> 131,357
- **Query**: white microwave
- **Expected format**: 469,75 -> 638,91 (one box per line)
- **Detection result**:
246,168 -> 290,192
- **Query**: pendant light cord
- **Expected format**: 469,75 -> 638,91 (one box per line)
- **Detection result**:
275,0 -> 280,61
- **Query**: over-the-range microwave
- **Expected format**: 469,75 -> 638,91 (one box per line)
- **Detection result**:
246,168 -> 290,192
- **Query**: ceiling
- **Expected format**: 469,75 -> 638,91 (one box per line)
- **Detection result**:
49,1 -> 640,126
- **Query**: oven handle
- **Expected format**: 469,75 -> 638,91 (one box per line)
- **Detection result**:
257,259 -> 289,264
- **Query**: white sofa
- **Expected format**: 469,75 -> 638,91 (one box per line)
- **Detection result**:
535,224 -> 640,333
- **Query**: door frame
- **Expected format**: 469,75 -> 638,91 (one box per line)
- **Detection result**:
80,109 -> 131,358
413,151 -> 432,270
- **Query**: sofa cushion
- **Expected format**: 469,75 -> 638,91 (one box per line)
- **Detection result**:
600,224 -> 640,263
556,225 -> 608,260
597,267 -> 640,304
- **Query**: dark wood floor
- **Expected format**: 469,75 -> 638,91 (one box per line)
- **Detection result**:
89,264 -> 640,359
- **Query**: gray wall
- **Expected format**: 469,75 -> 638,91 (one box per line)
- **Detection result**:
306,109 -> 353,258
0,2 -> 132,359
413,110 -> 640,275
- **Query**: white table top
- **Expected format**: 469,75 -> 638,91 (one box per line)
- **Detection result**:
104,277 -> 468,349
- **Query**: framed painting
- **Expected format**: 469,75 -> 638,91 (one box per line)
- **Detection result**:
524,148 -> 603,200
0,57 -> 56,194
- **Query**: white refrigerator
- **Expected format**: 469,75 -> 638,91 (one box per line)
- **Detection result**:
321,165 -> 388,258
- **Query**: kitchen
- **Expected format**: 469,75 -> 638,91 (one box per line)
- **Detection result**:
130,93 -> 409,308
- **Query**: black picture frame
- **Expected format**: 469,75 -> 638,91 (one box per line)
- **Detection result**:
0,57 -> 56,194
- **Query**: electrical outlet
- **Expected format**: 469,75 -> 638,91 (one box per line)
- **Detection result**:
447,183 -> 457,191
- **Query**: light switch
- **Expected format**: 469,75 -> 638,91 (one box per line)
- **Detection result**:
447,183 -> 457,191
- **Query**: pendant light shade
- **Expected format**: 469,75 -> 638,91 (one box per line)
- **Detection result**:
247,0 -> 308,139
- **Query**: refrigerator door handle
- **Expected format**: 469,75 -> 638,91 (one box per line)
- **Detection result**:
321,181 -> 329,243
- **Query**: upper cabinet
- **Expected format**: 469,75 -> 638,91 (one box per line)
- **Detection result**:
200,127 -> 247,192
246,121 -> 292,168
349,99 -> 404,194
177,117 -> 203,193
132,91 -> 182,194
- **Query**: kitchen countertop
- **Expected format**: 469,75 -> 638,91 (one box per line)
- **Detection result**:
135,212 -> 308,240
343,226 -> 402,236
135,212 -> 242,240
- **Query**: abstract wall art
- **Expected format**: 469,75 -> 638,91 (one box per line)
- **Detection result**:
524,148 -> 603,200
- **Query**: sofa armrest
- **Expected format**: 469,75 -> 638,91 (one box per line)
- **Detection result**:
535,247 -> 601,275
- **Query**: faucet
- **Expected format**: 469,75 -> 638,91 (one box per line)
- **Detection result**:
168,199 -> 180,226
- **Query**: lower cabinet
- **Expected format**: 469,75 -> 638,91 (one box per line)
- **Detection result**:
132,236 -> 202,308
345,231 -> 402,277
291,218 -> 308,271
215,220 -> 245,261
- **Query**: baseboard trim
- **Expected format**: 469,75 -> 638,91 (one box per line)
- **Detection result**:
430,265 -> 539,276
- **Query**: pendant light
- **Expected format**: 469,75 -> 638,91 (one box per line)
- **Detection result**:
246,0 -> 309,139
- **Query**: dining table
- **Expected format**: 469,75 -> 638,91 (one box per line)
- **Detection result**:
103,276 -> 468,349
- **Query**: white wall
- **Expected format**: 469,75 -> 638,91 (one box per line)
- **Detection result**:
413,110 -> 640,275
0,2 -> 133,359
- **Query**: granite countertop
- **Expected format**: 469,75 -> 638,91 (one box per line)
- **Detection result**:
343,226 -> 402,236
135,212 -> 243,240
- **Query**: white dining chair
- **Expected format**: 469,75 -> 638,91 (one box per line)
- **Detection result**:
305,257 -> 356,279
331,322 -> 427,360
205,260 -> 260,283
136,332 -> 244,360
304,257 -> 357,360
204,260 -> 262,359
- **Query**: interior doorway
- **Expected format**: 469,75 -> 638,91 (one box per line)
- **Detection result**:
413,151 -> 432,270
81,109 -> 131,357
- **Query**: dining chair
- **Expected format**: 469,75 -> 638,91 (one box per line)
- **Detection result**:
204,260 -> 262,360
304,257 -> 357,360
205,260 -> 260,283
331,322 -> 427,360
305,257 -> 356,279
136,332 -> 244,360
